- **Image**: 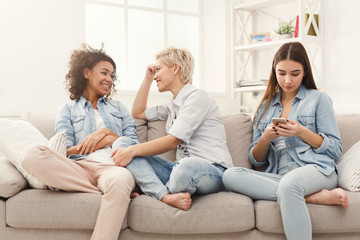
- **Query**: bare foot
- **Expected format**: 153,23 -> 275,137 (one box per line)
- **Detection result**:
130,192 -> 140,199
161,192 -> 192,211
305,188 -> 349,208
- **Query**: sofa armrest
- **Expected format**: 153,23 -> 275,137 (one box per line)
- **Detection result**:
0,154 -> 28,198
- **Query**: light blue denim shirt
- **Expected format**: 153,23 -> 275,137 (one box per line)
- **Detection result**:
249,85 -> 343,176
56,96 -> 138,159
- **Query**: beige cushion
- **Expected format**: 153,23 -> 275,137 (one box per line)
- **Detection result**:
135,119 -> 148,144
0,154 -> 28,198
255,191 -> 360,234
336,114 -> 360,153
0,199 -> 5,240
222,113 -> 253,168
21,112 -> 57,140
128,192 -> 254,234
0,119 -> 47,189
147,120 -> 176,161
6,189 -> 128,230
337,140 -> 360,191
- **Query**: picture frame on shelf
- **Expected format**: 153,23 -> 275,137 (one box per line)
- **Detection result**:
249,32 -> 269,44
305,13 -> 319,36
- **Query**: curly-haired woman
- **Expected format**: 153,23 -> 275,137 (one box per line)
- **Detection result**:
21,44 -> 137,240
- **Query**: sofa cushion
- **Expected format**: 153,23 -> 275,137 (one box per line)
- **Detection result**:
255,191 -> 360,234
21,112 -> 57,140
336,114 -> 360,153
0,154 -> 28,198
222,113 -> 252,168
128,192 -> 254,234
6,189 -> 128,230
0,119 -> 48,189
135,118 -> 148,144
0,199 -> 5,240
147,120 -> 177,161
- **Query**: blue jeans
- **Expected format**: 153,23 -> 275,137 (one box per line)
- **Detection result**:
113,137 -> 225,200
222,149 -> 338,240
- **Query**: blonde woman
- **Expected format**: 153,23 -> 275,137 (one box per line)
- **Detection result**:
111,47 -> 233,210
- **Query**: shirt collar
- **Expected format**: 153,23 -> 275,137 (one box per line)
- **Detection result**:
79,95 -> 106,108
272,84 -> 306,106
173,83 -> 195,107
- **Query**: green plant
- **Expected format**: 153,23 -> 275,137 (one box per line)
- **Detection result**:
274,19 -> 295,35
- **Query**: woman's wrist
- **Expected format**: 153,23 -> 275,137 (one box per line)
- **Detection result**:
129,145 -> 140,158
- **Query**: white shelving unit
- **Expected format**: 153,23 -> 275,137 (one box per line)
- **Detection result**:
230,0 -> 323,111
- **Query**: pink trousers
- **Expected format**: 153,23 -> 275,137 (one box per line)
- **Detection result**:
21,145 -> 135,240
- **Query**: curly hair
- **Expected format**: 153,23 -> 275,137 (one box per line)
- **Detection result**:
65,44 -> 117,100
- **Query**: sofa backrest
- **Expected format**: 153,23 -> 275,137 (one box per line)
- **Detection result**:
22,113 -> 360,167
336,114 -> 360,153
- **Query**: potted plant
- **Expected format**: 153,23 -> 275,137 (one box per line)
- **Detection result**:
274,19 -> 295,39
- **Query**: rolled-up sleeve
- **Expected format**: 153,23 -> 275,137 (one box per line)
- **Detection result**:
313,93 -> 343,159
117,102 -> 139,144
145,105 -> 169,121
168,91 -> 211,144
55,104 -> 75,148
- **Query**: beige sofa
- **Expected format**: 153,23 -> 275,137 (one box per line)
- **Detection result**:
1,113 -> 360,240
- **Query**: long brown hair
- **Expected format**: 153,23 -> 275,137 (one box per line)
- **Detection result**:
254,42 -> 317,124
65,44 -> 117,100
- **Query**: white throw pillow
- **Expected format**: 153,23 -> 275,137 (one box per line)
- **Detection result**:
48,130 -> 67,157
0,119 -> 47,189
337,140 -> 360,191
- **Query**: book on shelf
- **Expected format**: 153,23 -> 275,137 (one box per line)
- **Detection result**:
294,15 -> 299,38
236,79 -> 268,88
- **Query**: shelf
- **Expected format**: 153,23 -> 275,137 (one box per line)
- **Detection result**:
234,36 -> 320,52
231,0 -> 323,111
234,0 -> 297,11
234,86 -> 267,92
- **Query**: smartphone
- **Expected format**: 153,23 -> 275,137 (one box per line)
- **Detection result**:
272,117 -> 287,124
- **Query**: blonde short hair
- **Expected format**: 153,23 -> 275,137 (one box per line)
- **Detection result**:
155,47 -> 194,84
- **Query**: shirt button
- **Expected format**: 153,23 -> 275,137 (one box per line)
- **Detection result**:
92,127 -> 95,130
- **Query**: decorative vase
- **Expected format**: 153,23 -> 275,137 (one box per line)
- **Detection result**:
278,33 -> 293,40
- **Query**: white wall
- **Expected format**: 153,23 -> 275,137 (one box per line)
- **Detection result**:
323,0 -> 360,114
0,0 -> 85,115
0,0 -> 359,116
0,0 -> 235,116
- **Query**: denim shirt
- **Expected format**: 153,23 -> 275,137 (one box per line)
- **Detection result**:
249,85 -> 343,176
56,96 -> 139,159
